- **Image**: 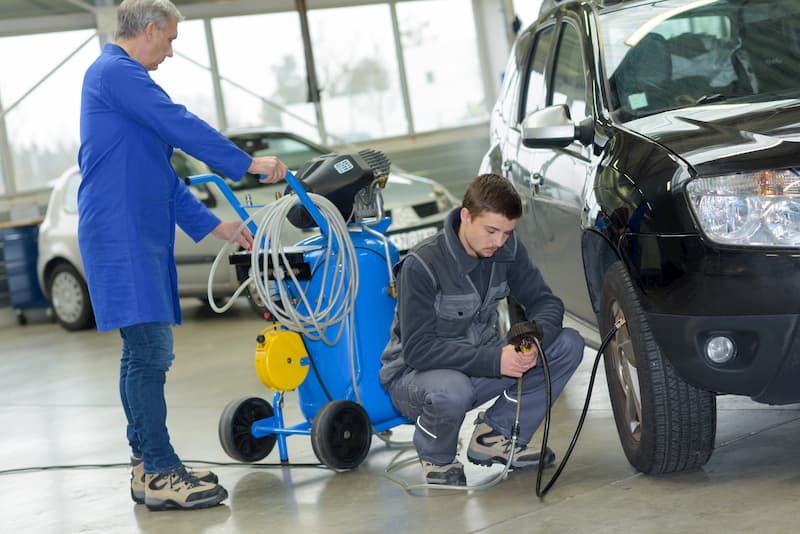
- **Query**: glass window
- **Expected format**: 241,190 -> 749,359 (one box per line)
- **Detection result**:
211,12 -> 319,142
499,62 -> 520,124
150,20 -> 217,127
397,0 -> 487,132
524,25 -> 556,119
0,29 -> 97,192
600,0 -> 800,119
243,136 -> 323,168
63,171 -> 81,215
308,4 -> 407,141
223,133 -> 326,190
551,23 -> 588,122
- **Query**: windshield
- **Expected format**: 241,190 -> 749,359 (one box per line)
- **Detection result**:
600,0 -> 800,120
225,133 -> 327,191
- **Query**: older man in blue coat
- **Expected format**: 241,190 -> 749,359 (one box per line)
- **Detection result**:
78,0 -> 287,511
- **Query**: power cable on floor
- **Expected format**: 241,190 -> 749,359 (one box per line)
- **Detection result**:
0,459 -> 329,477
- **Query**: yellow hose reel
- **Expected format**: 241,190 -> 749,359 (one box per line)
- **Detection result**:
253,324 -> 310,392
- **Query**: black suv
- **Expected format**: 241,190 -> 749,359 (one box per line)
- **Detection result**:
481,0 -> 800,475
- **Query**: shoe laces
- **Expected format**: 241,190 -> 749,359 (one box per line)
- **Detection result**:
170,466 -> 203,488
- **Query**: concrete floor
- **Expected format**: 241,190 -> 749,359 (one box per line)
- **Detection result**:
3,300 -> 800,533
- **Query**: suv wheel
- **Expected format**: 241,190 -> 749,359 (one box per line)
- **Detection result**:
47,263 -> 95,331
599,261 -> 715,474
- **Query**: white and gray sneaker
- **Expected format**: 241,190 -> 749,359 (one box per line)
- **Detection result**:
466,412 -> 555,470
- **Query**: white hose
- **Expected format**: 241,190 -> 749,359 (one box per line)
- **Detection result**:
207,192 -> 359,347
206,207 -> 268,314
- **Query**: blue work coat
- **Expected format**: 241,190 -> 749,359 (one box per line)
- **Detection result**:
77,44 -> 251,331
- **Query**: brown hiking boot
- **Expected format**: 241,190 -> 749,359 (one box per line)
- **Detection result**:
130,457 -> 218,504
466,412 -> 555,469
144,465 -> 227,511
420,459 -> 467,486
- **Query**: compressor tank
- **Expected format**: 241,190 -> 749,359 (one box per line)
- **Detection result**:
294,224 -> 402,426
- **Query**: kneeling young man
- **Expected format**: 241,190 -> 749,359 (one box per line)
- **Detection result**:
380,173 -> 584,485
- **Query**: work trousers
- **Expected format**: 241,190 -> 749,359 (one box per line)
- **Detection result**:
386,328 -> 584,465
119,322 -> 182,474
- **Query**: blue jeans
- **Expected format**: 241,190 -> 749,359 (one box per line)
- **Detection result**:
119,322 -> 181,474
387,328 -> 584,465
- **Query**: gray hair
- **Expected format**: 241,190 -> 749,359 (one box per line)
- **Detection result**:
115,0 -> 184,39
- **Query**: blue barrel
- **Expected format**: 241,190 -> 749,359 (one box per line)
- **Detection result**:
0,221 -> 49,323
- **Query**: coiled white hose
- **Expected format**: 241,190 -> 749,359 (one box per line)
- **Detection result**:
207,193 -> 359,347
253,193 -> 358,346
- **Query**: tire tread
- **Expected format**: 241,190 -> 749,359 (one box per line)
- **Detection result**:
601,261 -> 715,474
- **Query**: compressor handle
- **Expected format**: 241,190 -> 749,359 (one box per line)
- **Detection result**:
281,170 -> 330,236
185,173 -> 258,235
186,171 -> 330,237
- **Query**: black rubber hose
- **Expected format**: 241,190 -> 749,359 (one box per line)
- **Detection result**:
535,320 -> 624,498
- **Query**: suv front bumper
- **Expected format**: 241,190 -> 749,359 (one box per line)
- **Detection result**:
647,312 -> 800,404
627,234 -> 800,404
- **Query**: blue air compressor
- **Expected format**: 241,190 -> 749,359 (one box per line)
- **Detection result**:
190,149 -> 410,471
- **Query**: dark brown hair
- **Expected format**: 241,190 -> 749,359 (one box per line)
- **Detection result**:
462,173 -> 522,220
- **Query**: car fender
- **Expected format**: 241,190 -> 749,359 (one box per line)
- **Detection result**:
581,144 -> 626,320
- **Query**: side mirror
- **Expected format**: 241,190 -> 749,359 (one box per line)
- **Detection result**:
522,104 -> 594,148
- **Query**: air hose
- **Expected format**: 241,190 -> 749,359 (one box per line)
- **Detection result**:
533,318 -> 625,498
385,318 -> 625,496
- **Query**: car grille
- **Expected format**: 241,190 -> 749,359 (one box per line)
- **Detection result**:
413,201 -> 439,218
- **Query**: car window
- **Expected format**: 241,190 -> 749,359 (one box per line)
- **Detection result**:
63,171 -> 81,215
499,46 -> 521,124
248,137 -> 324,171
230,134 -> 326,168
170,150 -> 215,207
224,134 -> 328,191
550,22 -> 588,122
523,24 -> 556,120
601,0 -> 800,120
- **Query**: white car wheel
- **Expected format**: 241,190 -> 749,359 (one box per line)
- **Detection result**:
48,263 -> 94,331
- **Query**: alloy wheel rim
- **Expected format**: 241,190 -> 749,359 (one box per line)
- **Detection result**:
609,300 -> 642,442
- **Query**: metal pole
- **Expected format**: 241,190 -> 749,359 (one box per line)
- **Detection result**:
473,0 -> 498,112
203,18 -> 228,131
0,87 -> 15,195
389,1 -> 415,136
295,0 -> 328,145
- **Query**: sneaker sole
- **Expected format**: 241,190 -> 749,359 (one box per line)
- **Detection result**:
426,478 -> 467,486
467,452 -> 554,470
131,488 -> 145,505
145,488 -> 228,511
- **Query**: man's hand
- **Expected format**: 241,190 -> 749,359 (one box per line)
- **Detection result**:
248,156 -> 288,184
211,220 -> 253,250
500,343 -> 539,378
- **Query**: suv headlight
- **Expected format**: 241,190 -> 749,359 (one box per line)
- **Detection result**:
687,170 -> 800,246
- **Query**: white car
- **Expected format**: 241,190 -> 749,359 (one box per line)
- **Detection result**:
37,132 -> 458,330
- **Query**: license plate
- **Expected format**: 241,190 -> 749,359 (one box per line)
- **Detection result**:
388,226 -> 439,252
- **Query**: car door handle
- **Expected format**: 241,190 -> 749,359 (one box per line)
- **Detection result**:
501,160 -> 512,173
525,173 -> 543,186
